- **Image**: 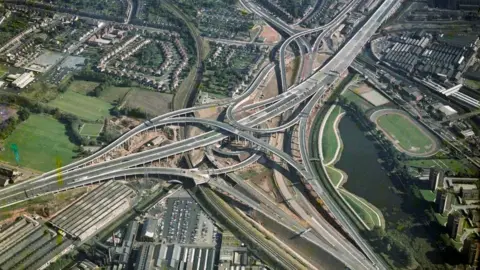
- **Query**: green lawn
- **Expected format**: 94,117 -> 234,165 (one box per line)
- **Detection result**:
99,86 -> 133,104
341,190 -> 382,229
435,213 -> 448,226
419,189 -> 436,202
0,64 -> 7,78
326,166 -> 343,187
322,106 -> 344,164
343,90 -> 374,112
405,158 -> 477,175
377,113 -> 434,154
80,123 -> 104,137
49,91 -> 112,121
464,79 -> 480,90
125,90 -> 172,117
67,80 -> 99,95
0,114 -> 77,172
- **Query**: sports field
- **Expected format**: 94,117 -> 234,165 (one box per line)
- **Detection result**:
79,123 -> 104,137
322,106 -> 344,164
49,91 -> 112,121
372,110 -> 438,156
0,114 -> 77,172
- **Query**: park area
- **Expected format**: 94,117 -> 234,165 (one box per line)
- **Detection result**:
123,90 -> 172,117
79,123 -> 104,137
405,158 -> 478,176
67,80 -> 100,95
63,79 -> 173,117
340,190 -> 384,230
371,109 -> 439,157
0,114 -> 77,172
321,105 -> 344,165
48,90 -> 112,121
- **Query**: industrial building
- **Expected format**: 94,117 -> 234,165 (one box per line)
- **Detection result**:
380,32 -> 475,81
11,71 -> 35,89
154,245 -> 215,270
135,244 -> 155,270
114,220 -> 139,265
49,180 -> 137,240
0,217 -> 75,270
141,218 -> 158,241
428,0 -> 480,9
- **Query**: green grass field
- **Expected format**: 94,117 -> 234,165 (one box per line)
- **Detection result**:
49,91 -> 112,121
326,166 -> 343,187
405,158 -> 477,175
343,90 -> 374,112
0,64 -> 7,78
377,113 -> 434,154
464,79 -> 480,90
419,189 -> 436,202
322,106 -> 344,164
80,123 -> 104,137
125,90 -> 172,117
0,114 -> 77,172
341,190 -> 382,229
99,86 -> 133,104
67,80 -> 99,95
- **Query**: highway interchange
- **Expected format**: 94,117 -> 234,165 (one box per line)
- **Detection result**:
0,0 -> 403,269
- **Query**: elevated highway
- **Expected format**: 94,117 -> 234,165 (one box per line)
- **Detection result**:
0,0 -> 403,269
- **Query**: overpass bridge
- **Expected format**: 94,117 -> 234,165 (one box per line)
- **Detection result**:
0,0 -> 405,269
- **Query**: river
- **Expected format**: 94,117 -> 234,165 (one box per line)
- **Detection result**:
336,115 -> 406,222
335,114 -> 464,267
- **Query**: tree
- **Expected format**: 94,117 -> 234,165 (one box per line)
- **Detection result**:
17,108 -> 30,122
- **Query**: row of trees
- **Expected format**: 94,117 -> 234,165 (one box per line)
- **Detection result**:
337,96 -> 408,172
0,108 -> 30,140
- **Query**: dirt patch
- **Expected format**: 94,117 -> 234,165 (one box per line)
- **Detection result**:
261,72 -> 279,100
312,53 -> 330,71
259,25 -> 281,43
0,186 -> 91,226
353,83 -> 372,95
195,106 -> 222,120
0,161 -> 41,183
187,125 -> 206,166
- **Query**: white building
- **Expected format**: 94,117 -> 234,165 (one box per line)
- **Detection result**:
12,72 -> 35,89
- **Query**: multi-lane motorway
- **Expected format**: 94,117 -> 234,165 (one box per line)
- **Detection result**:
0,0 -> 403,269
